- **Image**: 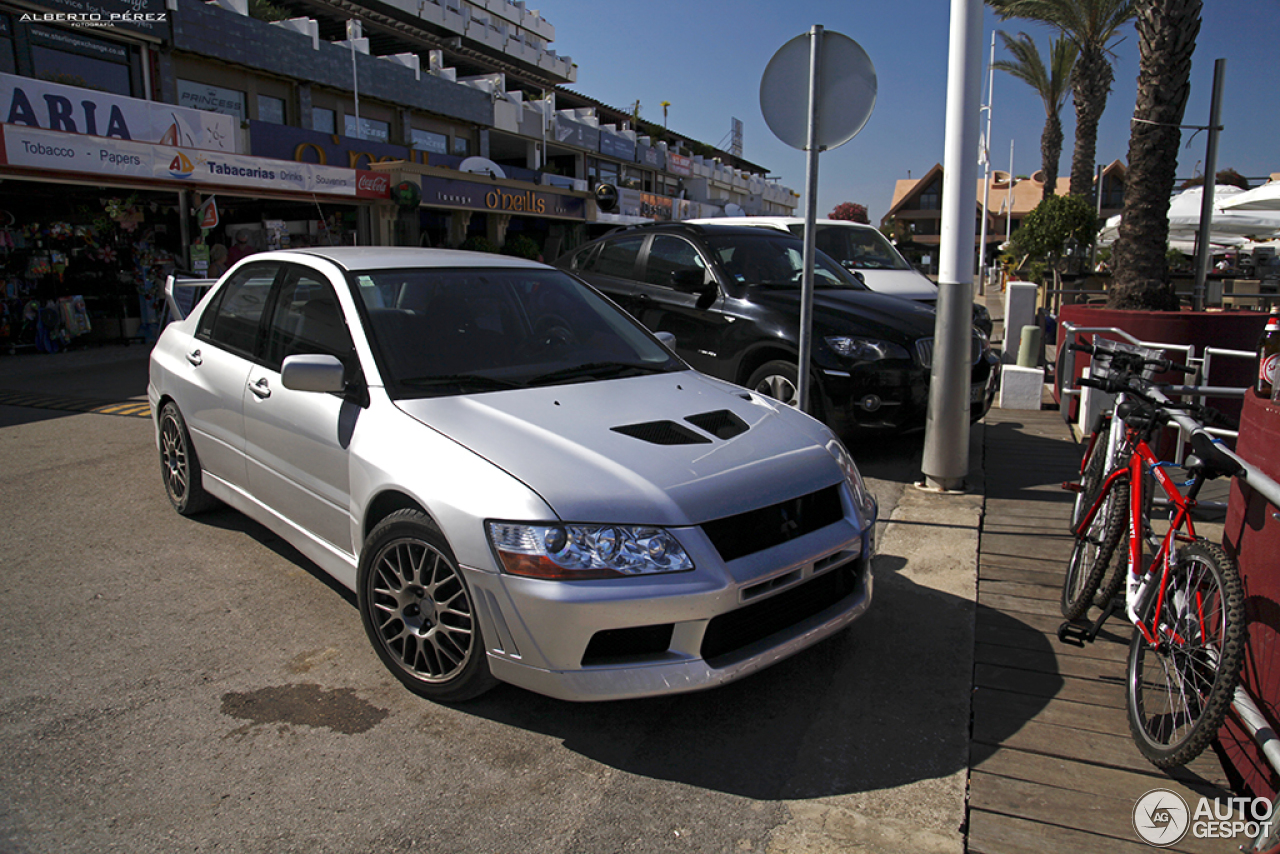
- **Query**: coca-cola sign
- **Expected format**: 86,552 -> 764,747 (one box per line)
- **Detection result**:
356,171 -> 390,199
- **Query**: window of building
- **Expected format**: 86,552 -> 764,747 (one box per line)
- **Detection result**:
312,107 -> 336,134
344,114 -> 389,143
452,136 -> 470,156
178,79 -> 246,120
258,95 -> 286,125
411,128 -> 448,154
918,179 -> 941,211
588,158 -> 619,190
30,26 -> 131,96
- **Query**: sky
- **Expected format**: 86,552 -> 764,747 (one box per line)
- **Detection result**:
541,0 -> 1280,224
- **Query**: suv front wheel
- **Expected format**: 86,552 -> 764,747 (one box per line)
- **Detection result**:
747,360 -> 825,421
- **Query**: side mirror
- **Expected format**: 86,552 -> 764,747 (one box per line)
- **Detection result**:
281,354 -> 347,393
655,331 -> 677,349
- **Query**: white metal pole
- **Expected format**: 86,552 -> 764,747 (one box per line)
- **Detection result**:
921,0 -> 982,492
798,24 -> 824,415
977,31 -> 995,296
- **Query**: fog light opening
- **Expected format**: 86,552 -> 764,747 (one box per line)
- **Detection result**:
859,394 -> 883,413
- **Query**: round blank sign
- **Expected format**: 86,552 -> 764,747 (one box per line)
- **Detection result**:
760,29 -> 877,151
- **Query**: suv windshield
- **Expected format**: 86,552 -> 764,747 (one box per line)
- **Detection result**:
785,224 -> 912,271
352,267 -> 682,398
706,234 -> 865,289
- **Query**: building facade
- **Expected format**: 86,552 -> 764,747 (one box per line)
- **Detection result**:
0,0 -> 797,350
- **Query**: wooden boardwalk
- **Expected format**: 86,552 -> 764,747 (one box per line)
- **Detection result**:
968,406 -> 1237,854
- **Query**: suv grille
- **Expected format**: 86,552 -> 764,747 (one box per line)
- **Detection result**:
914,333 -> 988,368
700,485 -> 843,563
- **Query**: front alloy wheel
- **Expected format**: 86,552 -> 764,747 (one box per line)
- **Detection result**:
358,510 -> 495,702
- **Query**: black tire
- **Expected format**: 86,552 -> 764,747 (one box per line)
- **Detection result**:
1061,475 -> 1128,620
158,401 -> 219,516
1072,418 -> 1110,532
1126,540 -> 1245,768
746,360 -> 825,422
357,509 -> 496,703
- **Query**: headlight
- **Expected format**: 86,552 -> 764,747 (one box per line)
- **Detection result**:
827,440 -> 877,520
825,336 -> 911,361
487,522 -> 694,580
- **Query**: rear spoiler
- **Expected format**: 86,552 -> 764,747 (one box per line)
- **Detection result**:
164,274 -> 217,322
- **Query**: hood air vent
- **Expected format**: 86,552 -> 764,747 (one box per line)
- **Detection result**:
612,420 -> 712,445
685,409 -> 748,440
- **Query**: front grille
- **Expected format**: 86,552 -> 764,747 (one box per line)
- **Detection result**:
700,485 -> 843,563
914,333 -> 988,369
700,562 -> 859,665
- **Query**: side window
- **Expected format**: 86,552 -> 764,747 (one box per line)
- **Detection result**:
566,243 -> 599,272
644,235 -> 707,288
262,268 -> 354,371
586,236 -> 644,279
197,263 -> 279,358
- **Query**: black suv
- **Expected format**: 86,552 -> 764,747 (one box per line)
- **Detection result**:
556,222 -> 999,434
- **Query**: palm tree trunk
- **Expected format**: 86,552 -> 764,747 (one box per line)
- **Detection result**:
1041,112 -> 1063,200
1068,45 -> 1114,198
1108,0 -> 1202,310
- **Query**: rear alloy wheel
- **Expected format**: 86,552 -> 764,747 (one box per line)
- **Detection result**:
357,509 -> 495,703
158,402 -> 219,515
747,360 -> 825,422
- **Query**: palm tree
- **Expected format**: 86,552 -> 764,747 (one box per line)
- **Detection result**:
1108,0 -> 1202,310
992,31 -> 1077,200
988,0 -> 1137,198
661,101 -> 671,128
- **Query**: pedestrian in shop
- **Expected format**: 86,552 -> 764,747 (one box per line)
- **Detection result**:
226,230 -> 257,265
208,243 -> 229,278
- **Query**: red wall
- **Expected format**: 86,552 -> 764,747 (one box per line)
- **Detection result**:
1055,305 -> 1267,422
1220,390 -> 1280,798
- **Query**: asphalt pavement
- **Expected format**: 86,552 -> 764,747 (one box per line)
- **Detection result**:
0,316 -> 995,853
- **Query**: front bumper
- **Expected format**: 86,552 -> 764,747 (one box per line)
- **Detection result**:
820,351 -> 1000,433
465,505 -> 875,702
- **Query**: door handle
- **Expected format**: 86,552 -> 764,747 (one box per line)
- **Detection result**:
249,377 -> 271,399
186,349 -> 203,367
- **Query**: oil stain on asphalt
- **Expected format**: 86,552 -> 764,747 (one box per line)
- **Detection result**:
221,683 -> 389,735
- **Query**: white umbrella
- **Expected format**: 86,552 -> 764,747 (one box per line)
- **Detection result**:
1099,186 -> 1280,244
1217,181 -> 1280,212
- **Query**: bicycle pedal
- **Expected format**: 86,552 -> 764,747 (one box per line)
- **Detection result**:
1057,621 -> 1090,647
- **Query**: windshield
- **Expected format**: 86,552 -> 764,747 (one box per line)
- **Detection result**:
352,267 -> 683,398
706,234 -> 866,289
785,224 -> 913,271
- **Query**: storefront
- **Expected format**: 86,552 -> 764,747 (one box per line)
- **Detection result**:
0,120 -> 388,353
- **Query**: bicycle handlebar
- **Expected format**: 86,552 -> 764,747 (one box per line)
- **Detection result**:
1069,340 -> 1196,376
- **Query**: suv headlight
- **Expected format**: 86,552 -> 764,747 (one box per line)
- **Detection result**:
488,522 -> 694,580
825,336 -> 911,361
827,440 -> 877,521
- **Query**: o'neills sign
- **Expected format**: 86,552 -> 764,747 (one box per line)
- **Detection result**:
419,174 -> 584,220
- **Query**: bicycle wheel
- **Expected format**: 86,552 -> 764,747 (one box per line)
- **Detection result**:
1126,540 -> 1245,768
1072,414 -> 1111,532
1062,473 -> 1129,620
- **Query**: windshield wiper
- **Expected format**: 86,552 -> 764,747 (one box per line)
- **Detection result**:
400,374 -> 526,392
528,361 -> 672,386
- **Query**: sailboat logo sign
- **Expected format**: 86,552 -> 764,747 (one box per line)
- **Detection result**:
168,151 -> 196,179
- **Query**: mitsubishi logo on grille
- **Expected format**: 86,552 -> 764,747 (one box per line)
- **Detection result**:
779,506 -> 801,538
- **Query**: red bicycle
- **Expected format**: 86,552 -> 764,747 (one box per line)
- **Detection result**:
1059,345 -> 1245,768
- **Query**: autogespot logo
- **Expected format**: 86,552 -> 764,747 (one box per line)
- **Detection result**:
1134,789 -> 1189,847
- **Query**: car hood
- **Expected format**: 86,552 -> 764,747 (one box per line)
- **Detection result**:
393,371 -> 843,527
856,268 -> 939,302
749,287 -> 939,342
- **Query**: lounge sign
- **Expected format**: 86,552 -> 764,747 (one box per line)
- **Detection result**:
420,174 -> 584,220
0,123 -> 389,199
